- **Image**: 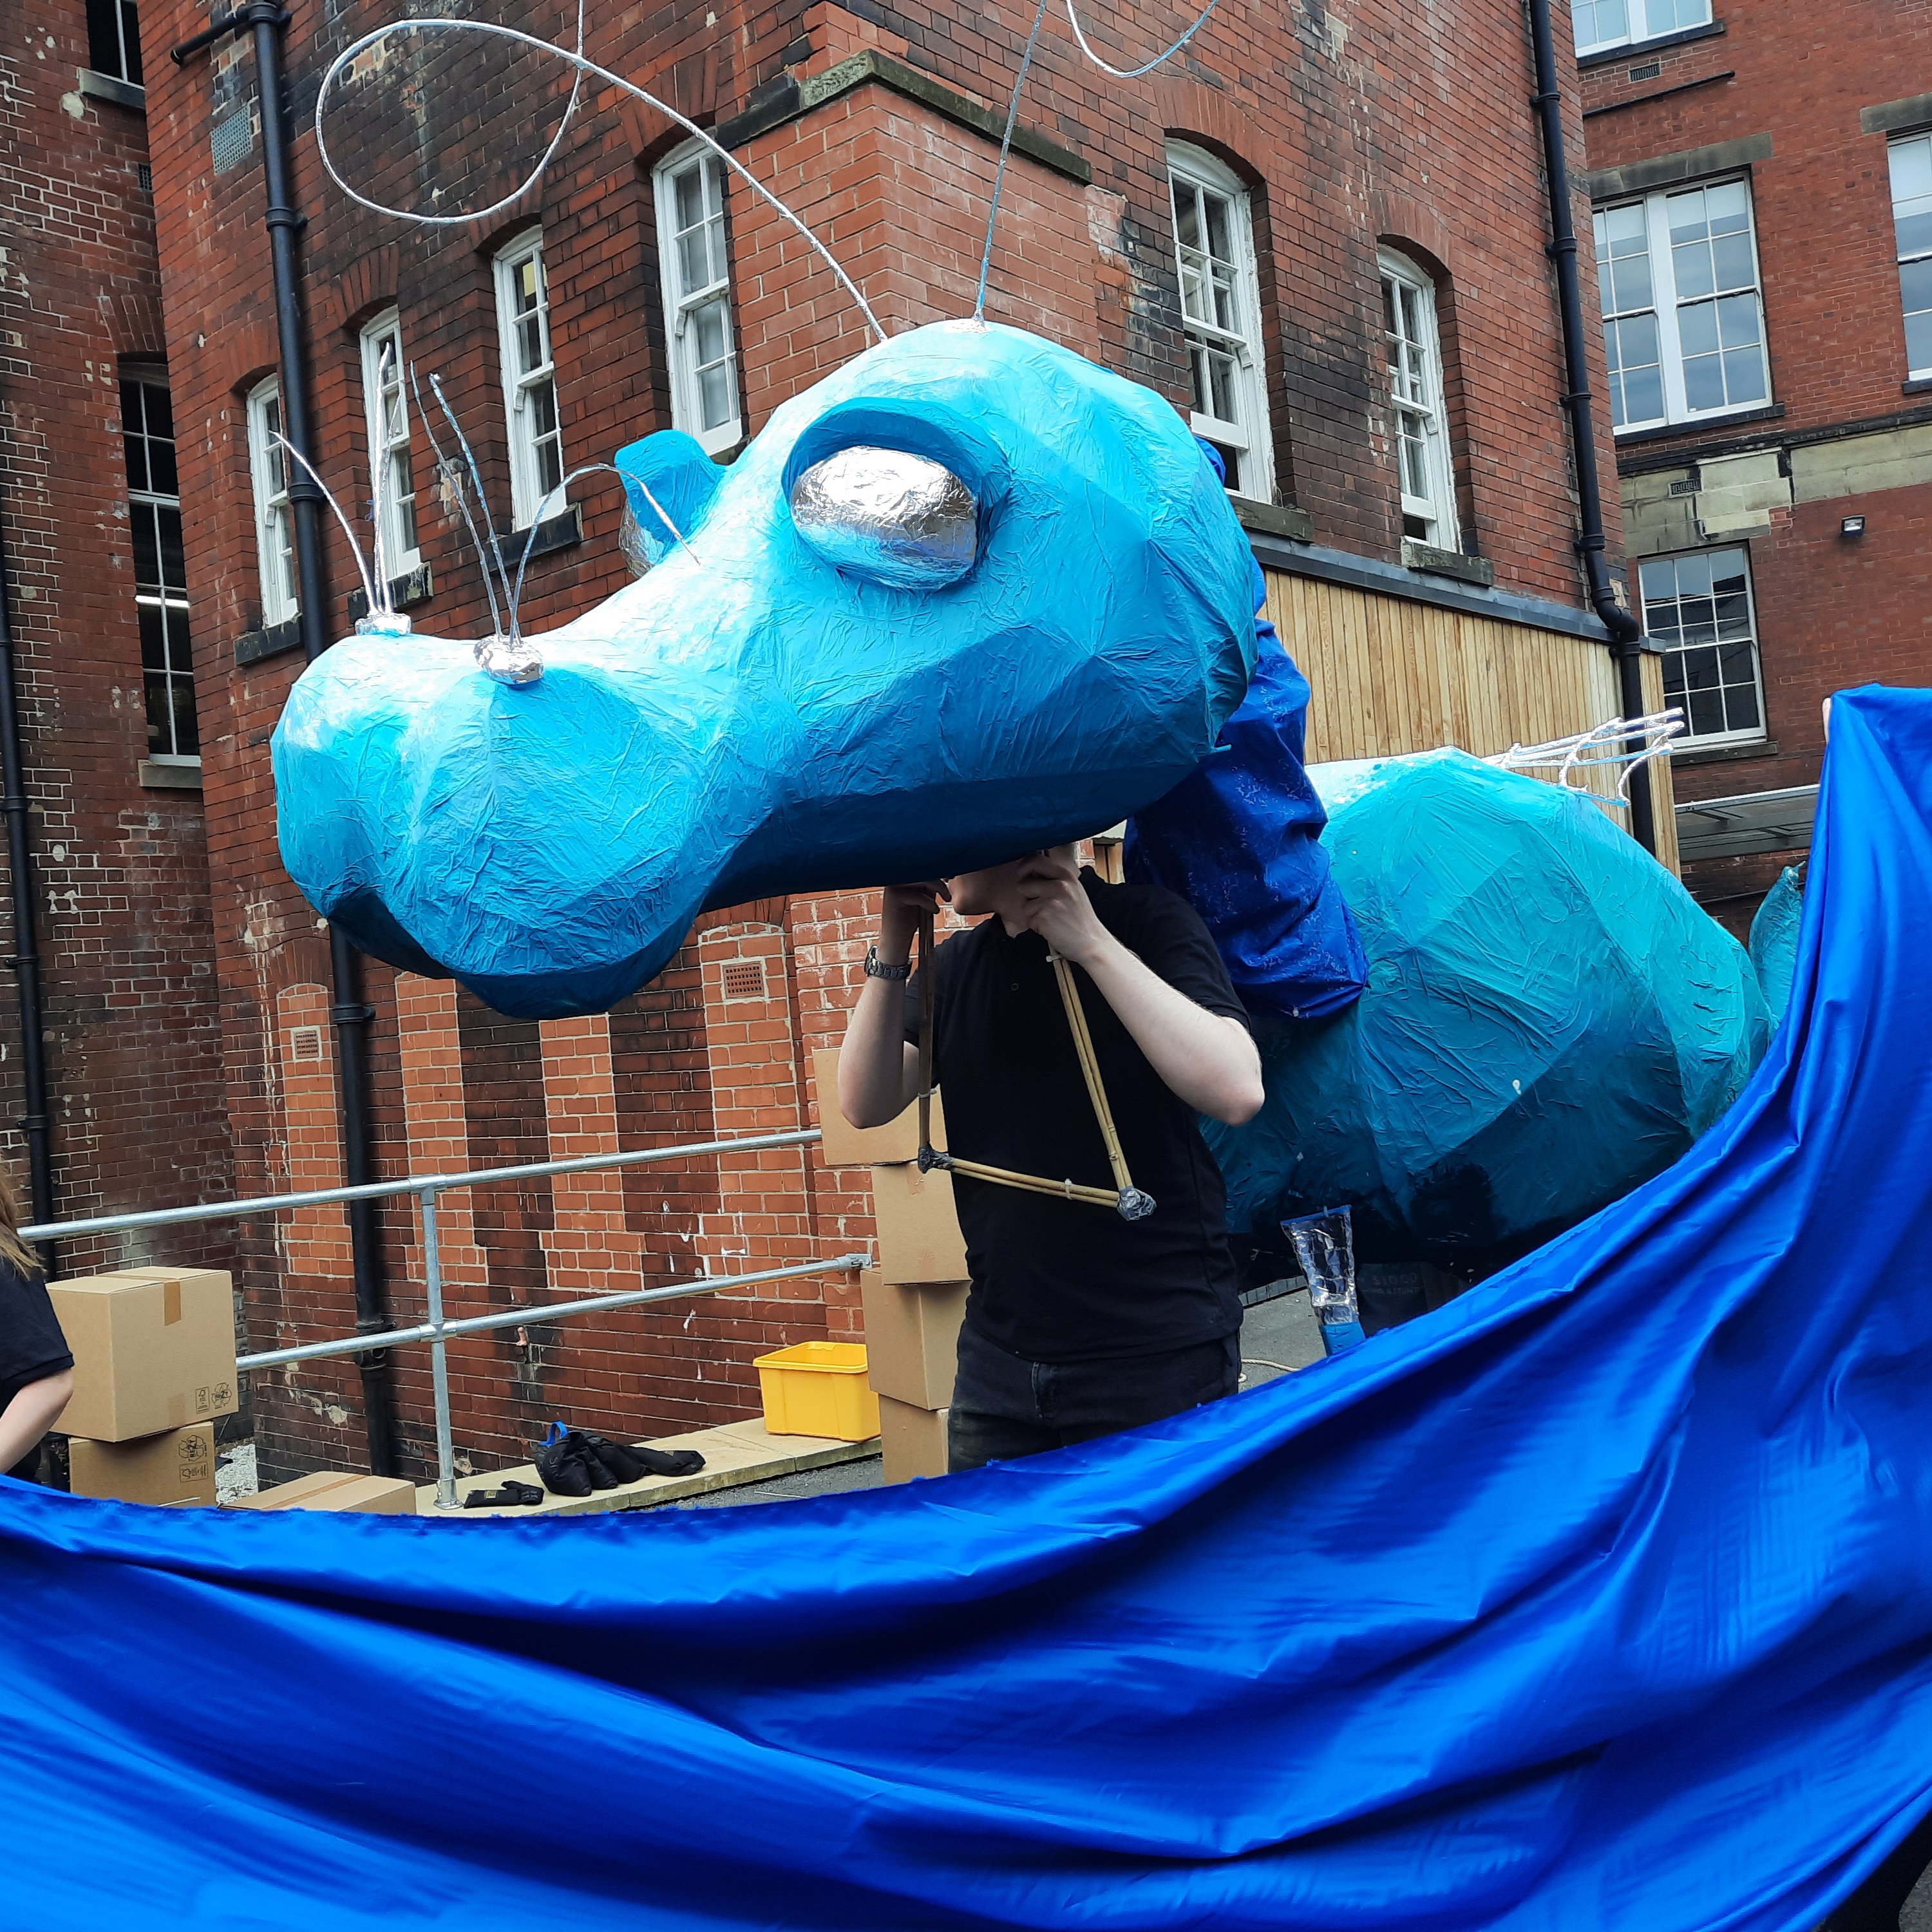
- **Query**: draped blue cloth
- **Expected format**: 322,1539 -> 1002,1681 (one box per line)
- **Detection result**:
6,686 -> 1931,1931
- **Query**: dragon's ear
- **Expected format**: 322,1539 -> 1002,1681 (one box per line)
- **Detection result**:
612,430 -> 727,567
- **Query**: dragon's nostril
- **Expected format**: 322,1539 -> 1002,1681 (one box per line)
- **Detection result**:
473,634 -> 544,687
790,446 -> 978,588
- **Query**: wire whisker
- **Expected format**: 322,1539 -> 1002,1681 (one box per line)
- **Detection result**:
409,365 -> 506,642
270,434 -> 378,617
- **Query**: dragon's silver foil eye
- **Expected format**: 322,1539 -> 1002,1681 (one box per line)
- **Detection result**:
790,446 -> 978,588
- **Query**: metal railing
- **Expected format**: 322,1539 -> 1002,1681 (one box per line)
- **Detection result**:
21,1128 -> 869,1511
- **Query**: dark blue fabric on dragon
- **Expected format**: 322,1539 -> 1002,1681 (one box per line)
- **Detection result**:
1125,558 -> 1368,1021
7,687 -> 1932,1929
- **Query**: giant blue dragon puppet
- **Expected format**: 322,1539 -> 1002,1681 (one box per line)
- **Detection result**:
276,319 -> 1765,1274
24,21 -> 1929,1932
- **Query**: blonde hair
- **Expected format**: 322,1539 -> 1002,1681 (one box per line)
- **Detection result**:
0,1169 -> 41,1275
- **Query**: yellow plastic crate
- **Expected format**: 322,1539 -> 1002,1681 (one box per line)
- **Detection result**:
753,1341 -> 882,1441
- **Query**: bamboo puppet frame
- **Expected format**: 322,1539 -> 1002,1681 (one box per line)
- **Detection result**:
914,907 -> 1156,1220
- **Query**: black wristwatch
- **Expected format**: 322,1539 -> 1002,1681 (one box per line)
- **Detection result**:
864,945 -> 912,981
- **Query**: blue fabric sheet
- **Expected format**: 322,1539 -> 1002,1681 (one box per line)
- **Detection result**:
8,687 -> 1932,1930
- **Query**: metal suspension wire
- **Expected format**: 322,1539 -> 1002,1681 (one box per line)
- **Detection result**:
974,0 -> 1053,320
1061,0 -> 1227,79
314,17 -> 888,346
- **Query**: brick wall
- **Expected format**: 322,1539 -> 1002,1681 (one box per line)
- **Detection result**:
0,4 -> 232,1280
1581,0 -> 1932,913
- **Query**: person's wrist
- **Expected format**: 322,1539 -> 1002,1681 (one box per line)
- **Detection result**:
1059,923 -> 1119,968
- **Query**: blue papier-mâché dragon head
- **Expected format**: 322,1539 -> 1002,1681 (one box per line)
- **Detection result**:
274,320 -> 1260,1018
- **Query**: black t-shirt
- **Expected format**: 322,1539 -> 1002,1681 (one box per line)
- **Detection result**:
905,869 -> 1249,1364
1,1257 -> 72,1480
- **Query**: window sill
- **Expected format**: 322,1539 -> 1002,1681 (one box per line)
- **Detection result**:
1402,540 -> 1495,587
1674,735 -> 1777,767
1233,498 -> 1314,542
77,69 -> 145,111
1615,404 -> 1786,448
236,618 -> 303,667
348,563 -> 433,624
138,758 -> 202,791
1904,376 -> 1932,396
1577,19 -> 1726,69
493,505 -> 583,571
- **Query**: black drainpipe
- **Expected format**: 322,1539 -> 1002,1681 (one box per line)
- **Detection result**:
1525,0 -> 1658,857
173,5 -> 398,1475
0,520 -> 55,1268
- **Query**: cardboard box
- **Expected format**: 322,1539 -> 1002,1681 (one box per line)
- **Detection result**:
869,1160 -> 969,1286
49,1268 -> 237,1442
861,1270 -> 968,1409
68,1422 -> 217,1507
812,1048 -> 945,1166
226,1471 -> 417,1516
878,1394 -> 951,1484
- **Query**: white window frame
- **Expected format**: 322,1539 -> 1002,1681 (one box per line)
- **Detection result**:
88,0 -> 144,87
359,308 -> 421,581
1639,544 -> 1768,749
1573,0 -> 1711,57
1378,250 -> 1459,551
492,231 -> 566,529
1594,176 -> 1772,435
123,369 -> 196,762
653,142 -> 743,456
245,376 -> 298,628
1889,133 -> 1932,381
1167,142 -> 1275,503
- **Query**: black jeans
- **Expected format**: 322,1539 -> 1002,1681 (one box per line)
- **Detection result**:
947,1320 -> 1240,1473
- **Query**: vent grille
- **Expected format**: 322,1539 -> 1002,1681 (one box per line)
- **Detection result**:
289,1025 -> 323,1063
1627,59 -> 1663,79
135,162 -> 152,193
211,109 -> 253,175
720,960 -> 768,1002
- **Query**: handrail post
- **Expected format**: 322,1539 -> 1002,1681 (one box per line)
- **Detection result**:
420,1187 -> 459,1511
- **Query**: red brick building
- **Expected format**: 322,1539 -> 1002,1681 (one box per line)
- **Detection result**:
0,1 -> 232,1275
1577,0 -> 1932,931
128,0 -> 1665,1486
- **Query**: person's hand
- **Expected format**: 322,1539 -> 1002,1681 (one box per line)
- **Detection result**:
1014,852 -> 1112,964
880,880 -> 949,962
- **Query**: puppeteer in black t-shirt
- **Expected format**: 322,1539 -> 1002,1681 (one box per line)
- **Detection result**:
906,868 -> 1250,1365
0,1258 -> 73,1481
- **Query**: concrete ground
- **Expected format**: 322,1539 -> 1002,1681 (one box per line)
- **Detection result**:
685,1454 -> 886,1507
1907,1875 -> 1932,1930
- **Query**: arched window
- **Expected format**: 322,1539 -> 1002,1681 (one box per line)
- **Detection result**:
1166,142 -> 1274,502
245,375 -> 298,627
493,229 -> 565,529
1378,249 -> 1458,551
359,309 -> 421,581
654,141 -> 743,455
